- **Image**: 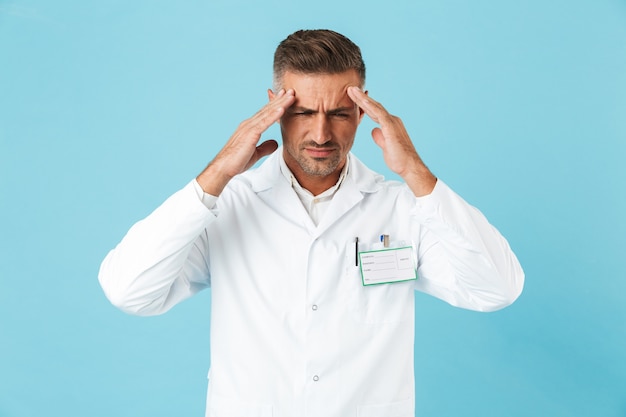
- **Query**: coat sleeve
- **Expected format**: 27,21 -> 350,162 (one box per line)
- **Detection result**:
98,181 -> 215,316
413,180 -> 525,312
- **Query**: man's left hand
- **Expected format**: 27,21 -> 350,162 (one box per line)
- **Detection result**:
347,86 -> 437,197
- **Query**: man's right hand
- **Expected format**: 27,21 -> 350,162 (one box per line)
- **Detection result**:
196,89 -> 295,196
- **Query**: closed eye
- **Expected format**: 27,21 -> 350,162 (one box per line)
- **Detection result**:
328,107 -> 355,120
289,108 -> 315,117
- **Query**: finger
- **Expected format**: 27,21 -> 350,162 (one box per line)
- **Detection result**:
347,86 -> 368,107
245,139 -> 279,170
347,87 -> 387,124
371,127 -> 386,148
249,89 -> 295,134
256,139 -> 279,158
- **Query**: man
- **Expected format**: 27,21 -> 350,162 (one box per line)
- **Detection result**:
99,29 -> 524,416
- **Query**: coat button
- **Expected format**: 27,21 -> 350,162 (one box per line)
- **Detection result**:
312,304 -> 318,311
313,375 -> 319,382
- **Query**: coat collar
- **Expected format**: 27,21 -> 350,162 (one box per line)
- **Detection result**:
235,148 -> 384,235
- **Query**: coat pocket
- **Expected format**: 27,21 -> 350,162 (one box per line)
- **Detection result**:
344,242 -> 414,325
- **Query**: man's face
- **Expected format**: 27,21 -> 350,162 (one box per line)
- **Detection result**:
270,70 -> 364,186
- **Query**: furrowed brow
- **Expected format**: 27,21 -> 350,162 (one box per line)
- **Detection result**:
327,107 -> 355,115
287,106 -> 355,115
288,106 -> 317,114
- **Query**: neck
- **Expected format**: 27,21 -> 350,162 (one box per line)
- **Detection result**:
294,171 -> 341,196
283,157 -> 346,196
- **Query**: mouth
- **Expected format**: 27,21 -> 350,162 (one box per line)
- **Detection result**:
304,147 -> 337,158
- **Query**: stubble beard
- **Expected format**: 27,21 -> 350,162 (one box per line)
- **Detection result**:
286,143 -> 343,178
297,152 -> 342,177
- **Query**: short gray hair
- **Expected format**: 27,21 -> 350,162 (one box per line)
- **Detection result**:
273,29 -> 366,90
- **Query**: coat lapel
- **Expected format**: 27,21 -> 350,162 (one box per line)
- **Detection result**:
242,151 -> 316,231
241,149 -> 383,236
313,154 -> 383,237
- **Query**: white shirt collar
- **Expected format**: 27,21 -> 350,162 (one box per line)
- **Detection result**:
278,152 -> 350,199
278,152 -> 350,225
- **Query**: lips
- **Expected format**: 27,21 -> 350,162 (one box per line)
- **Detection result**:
305,147 -> 337,158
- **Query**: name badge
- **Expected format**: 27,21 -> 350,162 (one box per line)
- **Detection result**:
358,246 -> 417,286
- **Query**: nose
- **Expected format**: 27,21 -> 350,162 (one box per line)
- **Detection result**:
311,114 -> 331,144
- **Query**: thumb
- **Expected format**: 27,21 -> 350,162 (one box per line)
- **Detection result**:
256,139 -> 279,158
371,128 -> 385,148
246,139 -> 279,170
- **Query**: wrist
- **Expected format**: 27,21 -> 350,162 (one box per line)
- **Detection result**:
402,165 -> 437,197
196,162 -> 234,196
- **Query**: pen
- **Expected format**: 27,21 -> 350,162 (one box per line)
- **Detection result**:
355,237 -> 359,266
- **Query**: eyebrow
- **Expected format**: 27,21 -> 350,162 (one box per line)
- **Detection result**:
289,106 -> 355,115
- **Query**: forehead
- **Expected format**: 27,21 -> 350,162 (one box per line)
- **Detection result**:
282,70 -> 361,107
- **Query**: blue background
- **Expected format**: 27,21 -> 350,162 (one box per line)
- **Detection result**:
1,0 -> 625,416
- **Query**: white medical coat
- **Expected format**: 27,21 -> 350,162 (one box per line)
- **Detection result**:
99,150 -> 524,417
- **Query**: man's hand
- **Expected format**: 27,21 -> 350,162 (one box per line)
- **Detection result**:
197,89 -> 296,196
347,86 -> 437,197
